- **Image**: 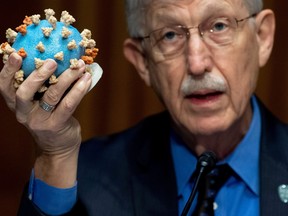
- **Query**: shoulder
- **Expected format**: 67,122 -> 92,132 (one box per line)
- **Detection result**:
258,99 -> 288,138
258,98 -> 288,163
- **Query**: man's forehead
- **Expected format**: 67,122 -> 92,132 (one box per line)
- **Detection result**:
142,0 -> 248,31
145,0 -> 247,20
146,0 -> 245,10
147,0 -> 243,4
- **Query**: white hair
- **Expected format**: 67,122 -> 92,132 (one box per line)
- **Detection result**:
243,0 -> 263,14
125,0 -> 263,37
125,0 -> 151,38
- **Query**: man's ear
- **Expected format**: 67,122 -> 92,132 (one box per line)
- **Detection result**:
123,38 -> 151,86
256,9 -> 276,67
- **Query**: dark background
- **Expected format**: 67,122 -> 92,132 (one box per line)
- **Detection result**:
0,1 -> 287,215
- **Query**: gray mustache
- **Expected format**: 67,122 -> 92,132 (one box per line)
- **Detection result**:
181,73 -> 227,95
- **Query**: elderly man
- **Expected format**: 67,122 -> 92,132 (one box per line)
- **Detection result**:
1,0 -> 287,215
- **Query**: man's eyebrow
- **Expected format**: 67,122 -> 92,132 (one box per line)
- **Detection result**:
152,9 -> 186,26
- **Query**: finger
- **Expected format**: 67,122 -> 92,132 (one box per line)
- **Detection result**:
0,53 -> 22,110
0,52 -> 22,80
54,72 -> 92,121
40,60 -> 86,111
15,59 -> 57,119
17,59 -> 57,102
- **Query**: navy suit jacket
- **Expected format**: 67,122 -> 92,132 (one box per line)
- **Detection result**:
18,100 -> 288,215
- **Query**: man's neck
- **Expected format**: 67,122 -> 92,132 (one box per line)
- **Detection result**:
172,105 -> 253,160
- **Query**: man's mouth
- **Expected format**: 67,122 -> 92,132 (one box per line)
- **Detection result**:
186,90 -> 224,103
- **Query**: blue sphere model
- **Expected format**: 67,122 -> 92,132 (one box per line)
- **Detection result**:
1,9 -> 98,89
12,19 -> 85,77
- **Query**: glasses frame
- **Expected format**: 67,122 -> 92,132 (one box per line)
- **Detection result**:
137,13 -> 258,58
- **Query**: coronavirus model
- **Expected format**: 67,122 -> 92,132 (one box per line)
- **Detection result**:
0,8 -> 102,92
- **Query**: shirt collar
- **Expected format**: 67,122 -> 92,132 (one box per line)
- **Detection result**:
224,95 -> 260,195
170,130 -> 197,197
170,95 -> 261,197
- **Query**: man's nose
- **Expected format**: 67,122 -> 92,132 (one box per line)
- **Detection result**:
185,33 -> 213,76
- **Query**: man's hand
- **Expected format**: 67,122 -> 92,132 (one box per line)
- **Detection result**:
0,53 -> 92,188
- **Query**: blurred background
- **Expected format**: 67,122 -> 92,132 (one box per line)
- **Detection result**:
0,0 -> 287,215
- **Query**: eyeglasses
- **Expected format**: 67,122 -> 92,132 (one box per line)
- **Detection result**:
139,14 -> 257,59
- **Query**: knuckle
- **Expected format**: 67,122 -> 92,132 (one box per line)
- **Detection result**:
34,69 -> 49,81
45,88 -> 60,103
29,122 -> 46,132
0,67 -> 12,79
15,112 -> 27,125
16,113 -> 26,124
27,122 -> 45,135
25,117 -> 55,133
0,83 -> 6,94
15,88 -> 25,101
6,101 -> 16,111
0,57 -> 22,83
15,85 -> 30,101
0,67 -> 15,86
63,98 -> 75,112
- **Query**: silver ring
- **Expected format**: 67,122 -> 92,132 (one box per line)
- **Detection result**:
39,100 -> 55,112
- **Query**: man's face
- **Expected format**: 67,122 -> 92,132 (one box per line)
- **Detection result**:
143,0 -> 262,136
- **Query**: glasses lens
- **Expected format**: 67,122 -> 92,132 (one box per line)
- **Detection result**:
149,26 -> 187,57
199,17 -> 238,47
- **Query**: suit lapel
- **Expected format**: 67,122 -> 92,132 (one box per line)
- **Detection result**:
259,103 -> 288,216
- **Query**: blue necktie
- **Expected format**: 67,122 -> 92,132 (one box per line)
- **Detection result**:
192,164 -> 232,216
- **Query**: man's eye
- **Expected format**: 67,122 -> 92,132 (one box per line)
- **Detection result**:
213,22 -> 227,32
208,18 -> 231,33
162,31 -> 177,40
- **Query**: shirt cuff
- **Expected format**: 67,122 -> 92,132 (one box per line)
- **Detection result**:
28,170 -> 77,215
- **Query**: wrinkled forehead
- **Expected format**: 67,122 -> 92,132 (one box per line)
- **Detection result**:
144,0 -> 248,28
145,0 -> 246,11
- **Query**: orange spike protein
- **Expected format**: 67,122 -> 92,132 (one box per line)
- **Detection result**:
23,16 -> 33,25
15,24 -> 27,35
81,56 -> 94,64
17,48 -> 27,58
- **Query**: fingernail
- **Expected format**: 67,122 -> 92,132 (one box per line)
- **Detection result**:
78,59 -> 85,67
82,72 -> 92,81
77,72 -> 91,90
